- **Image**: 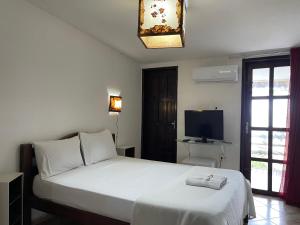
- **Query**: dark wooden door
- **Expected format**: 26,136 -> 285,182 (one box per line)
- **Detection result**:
241,55 -> 290,196
142,67 -> 178,163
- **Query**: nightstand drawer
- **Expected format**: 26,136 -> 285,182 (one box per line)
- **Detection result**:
117,146 -> 135,158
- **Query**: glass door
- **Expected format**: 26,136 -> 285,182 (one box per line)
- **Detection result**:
241,56 -> 290,195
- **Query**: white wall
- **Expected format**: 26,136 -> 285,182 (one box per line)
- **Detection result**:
0,0 -> 141,173
142,57 -> 242,170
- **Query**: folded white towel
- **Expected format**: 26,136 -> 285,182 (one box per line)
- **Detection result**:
186,174 -> 227,190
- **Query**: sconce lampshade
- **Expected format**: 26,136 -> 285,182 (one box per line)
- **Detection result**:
138,0 -> 186,49
109,96 -> 122,112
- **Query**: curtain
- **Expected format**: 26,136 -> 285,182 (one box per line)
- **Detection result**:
279,102 -> 289,197
281,47 -> 300,207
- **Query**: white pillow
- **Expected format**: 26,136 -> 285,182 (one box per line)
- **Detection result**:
34,136 -> 83,179
79,129 -> 117,165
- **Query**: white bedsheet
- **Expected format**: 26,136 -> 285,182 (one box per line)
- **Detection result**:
33,156 -> 192,222
33,156 -> 255,224
132,166 -> 255,225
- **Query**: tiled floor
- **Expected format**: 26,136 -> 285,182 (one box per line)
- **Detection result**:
39,195 -> 300,225
249,195 -> 300,225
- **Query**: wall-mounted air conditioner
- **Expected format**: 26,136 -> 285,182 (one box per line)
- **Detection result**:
192,65 -> 239,82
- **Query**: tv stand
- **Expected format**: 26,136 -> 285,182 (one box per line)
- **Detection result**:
181,157 -> 217,168
177,139 -> 232,168
195,138 -> 214,144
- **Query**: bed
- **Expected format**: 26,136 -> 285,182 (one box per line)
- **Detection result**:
20,132 -> 255,225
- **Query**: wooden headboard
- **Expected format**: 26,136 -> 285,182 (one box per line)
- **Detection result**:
19,132 -> 115,200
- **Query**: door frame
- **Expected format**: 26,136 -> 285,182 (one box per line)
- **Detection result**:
141,66 -> 178,161
240,55 -> 290,196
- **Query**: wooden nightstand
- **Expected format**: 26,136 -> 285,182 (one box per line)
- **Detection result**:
116,146 -> 135,158
0,173 -> 23,225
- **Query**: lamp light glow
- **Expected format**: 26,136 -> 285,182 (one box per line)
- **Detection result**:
109,96 -> 122,112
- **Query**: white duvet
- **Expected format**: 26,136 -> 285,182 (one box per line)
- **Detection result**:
33,156 -> 255,225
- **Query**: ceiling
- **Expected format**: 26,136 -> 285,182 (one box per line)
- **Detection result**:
27,0 -> 300,63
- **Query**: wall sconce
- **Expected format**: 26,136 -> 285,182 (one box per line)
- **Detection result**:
109,96 -> 122,112
109,95 -> 122,147
138,0 -> 187,49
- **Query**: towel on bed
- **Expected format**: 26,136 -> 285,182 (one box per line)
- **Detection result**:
186,174 -> 227,190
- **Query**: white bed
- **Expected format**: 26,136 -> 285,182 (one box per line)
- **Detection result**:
33,156 -> 255,225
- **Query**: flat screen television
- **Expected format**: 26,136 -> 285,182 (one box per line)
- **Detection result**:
185,110 -> 224,141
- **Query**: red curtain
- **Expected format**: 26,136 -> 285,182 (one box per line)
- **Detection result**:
281,47 -> 300,207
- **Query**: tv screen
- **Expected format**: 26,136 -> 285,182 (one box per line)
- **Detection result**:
185,110 -> 224,140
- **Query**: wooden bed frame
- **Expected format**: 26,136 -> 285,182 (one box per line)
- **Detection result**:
20,132 -> 249,225
19,132 -> 129,225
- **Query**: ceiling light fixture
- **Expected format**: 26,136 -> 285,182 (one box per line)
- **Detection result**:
138,0 -> 187,49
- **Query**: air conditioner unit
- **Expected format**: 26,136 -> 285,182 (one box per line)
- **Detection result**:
192,65 -> 239,82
